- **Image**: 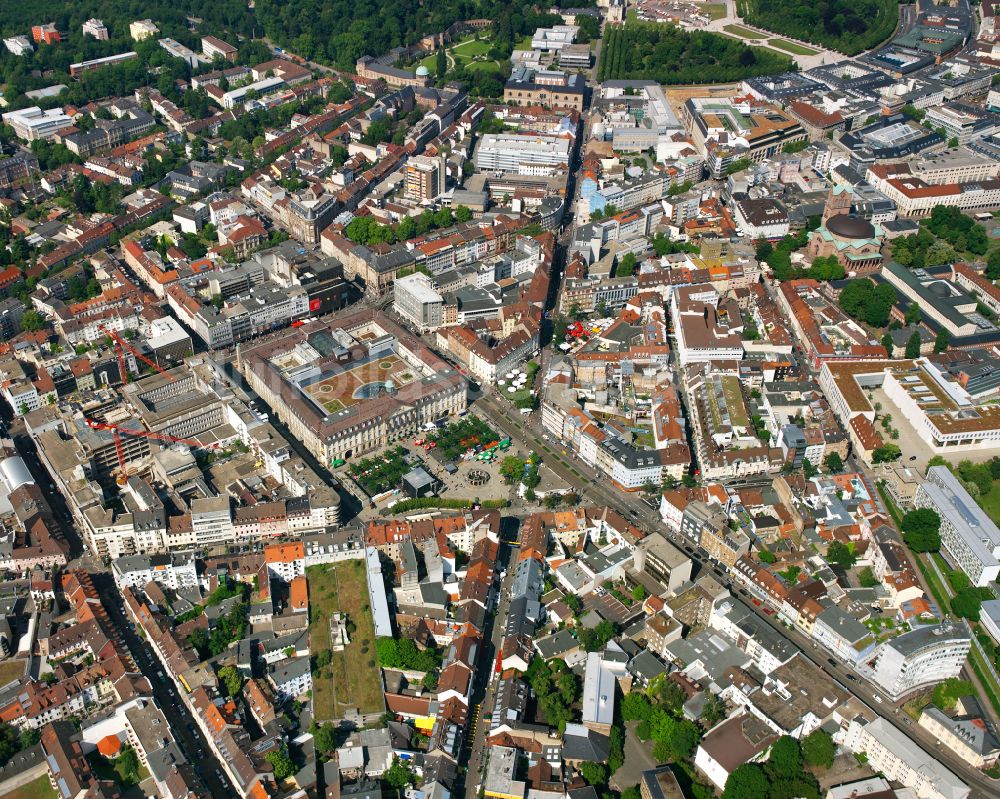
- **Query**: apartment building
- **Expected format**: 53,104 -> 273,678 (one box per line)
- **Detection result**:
405,155 -> 447,202
842,717 -> 969,799
865,622 -> 972,700
82,19 -> 109,39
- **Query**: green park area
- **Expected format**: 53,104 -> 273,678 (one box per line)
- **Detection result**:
430,416 -> 499,461
700,3 -> 728,19
767,39 -> 819,55
348,446 -> 410,497
419,34 -> 506,74
308,561 -> 384,720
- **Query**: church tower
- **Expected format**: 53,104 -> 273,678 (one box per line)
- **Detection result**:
822,185 -> 853,224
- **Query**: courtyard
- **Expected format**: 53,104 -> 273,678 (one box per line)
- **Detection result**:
301,354 -> 420,415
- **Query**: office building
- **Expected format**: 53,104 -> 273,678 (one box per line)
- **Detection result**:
393,273 -> 444,332
475,133 -> 571,175
1,106 -> 74,142
69,52 -> 140,78
503,67 -> 586,111
845,717 -> 969,799
159,38 -> 204,69
202,35 -> 238,63
917,465 -> 1000,586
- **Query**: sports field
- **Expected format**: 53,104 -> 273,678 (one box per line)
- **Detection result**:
308,560 -> 384,720
301,354 -> 419,414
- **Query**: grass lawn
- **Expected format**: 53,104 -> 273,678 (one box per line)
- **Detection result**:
767,38 -> 819,55
3,775 -> 56,799
723,24 -> 769,40
0,659 -> 24,686
977,485 -> 1000,525
308,561 -> 383,720
700,2 -> 728,19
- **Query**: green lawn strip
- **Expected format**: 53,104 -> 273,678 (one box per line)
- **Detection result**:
308,565 -> 336,720
723,24 -> 769,39
915,555 -> 1000,714
0,659 -> 24,685
700,3 -> 727,20
767,38 -> 818,55
969,646 -> 1000,718
875,483 -> 904,528
978,485 -> 1000,525
914,554 -> 951,610
3,775 -> 57,799
331,561 -> 383,715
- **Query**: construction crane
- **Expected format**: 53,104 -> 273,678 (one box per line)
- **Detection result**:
86,418 -> 220,485
99,326 -> 174,385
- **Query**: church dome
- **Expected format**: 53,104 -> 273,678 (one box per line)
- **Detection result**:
826,213 -> 875,240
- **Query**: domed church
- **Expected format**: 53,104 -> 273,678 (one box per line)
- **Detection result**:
807,186 -> 884,273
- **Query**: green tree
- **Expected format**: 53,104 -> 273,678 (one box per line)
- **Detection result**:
801,729 -> 835,769
116,746 -> 141,784
267,745 -> 296,780
934,328 -> 951,353
667,719 -> 701,761
383,757 -> 417,789
217,665 -> 243,697
872,444 -> 902,464
579,762 -> 608,787
723,764 -> 769,799
578,620 -> 616,652
436,47 -> 447,79
766,736 -> 802,778
701,694 -> 727,727
932,678 -> 974,711
632,585 -> 647,602
18,310 -> 45,332
987,249 -> 1000,281
951,588 -> 988,621
826,541 -> 856,568
499,456 -> 527,485
901,508 -> 941,552
313,722 -> 343,755
904,330 -> 922,358
454,205 -> 473,223
824,452 -> 844,473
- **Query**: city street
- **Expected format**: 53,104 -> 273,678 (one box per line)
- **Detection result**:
460,518 -> 520,799
90,572 -> 236,796
471,392 -> 1000,799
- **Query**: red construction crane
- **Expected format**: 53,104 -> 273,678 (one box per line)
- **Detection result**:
99,326 -> 174,385
86,418 -> 220,485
